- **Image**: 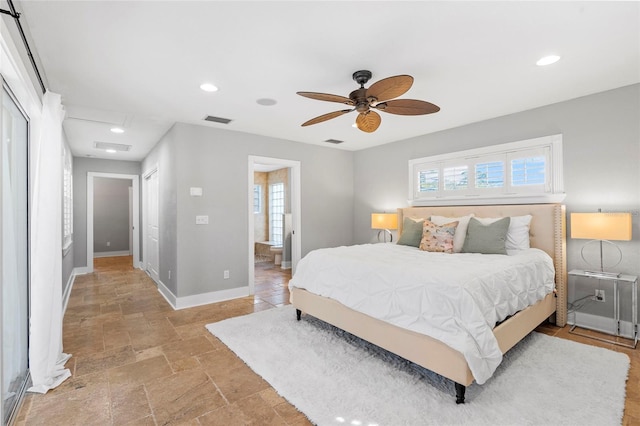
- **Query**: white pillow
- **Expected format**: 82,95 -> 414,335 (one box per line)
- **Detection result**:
474,215 -> 533,252
430,214 -> 474,253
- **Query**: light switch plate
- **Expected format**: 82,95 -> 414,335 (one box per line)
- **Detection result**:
190,187 -> 203,196
195,215 -> 209,225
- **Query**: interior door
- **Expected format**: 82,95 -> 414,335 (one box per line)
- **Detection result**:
145,170 -> 160,283
1,85 -> 29,424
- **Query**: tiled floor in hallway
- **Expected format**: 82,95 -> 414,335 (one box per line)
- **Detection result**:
16,256 -> 305,425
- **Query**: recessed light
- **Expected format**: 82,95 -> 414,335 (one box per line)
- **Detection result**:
536,55 -> 561,66
200,83 -> 218,92
256,98 -> 277,106
105,149 -> 117,154
110,127 -> 124,134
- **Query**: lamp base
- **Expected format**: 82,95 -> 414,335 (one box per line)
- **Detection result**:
376,229 -> 393,243
582,270 -> 622,279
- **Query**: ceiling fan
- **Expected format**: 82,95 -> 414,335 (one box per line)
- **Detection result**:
297,70 -> 440,133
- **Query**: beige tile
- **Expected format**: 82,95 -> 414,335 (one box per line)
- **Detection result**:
162,336 -> 216,363
110,384 -> 152,424
146,369 -> 226,425
74,345 -> 136,376
25,375 -> 111,425
108,355 -> 173,389
198,347 -> 271,403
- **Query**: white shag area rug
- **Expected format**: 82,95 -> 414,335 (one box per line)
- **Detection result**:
206,306 -> 629,426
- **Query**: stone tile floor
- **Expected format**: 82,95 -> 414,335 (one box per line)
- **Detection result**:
15,256 -> 639,425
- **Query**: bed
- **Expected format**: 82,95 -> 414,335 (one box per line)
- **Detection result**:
289,204 -> 567,403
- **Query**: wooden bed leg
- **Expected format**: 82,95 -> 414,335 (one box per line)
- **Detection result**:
455,383 -> 466,404
296,309 -> 301,321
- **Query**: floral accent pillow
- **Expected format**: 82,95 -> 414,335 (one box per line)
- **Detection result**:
419,220 -> 459,253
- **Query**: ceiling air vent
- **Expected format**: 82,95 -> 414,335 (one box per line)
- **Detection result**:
324,139 -> 344,144
94,142 -> 131,151
204,115 -> 232,124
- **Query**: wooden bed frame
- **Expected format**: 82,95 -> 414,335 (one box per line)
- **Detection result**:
290,204 -> 567,403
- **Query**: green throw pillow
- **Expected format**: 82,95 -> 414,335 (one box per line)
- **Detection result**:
396,217 -> 425,247
461,217 -> 511,255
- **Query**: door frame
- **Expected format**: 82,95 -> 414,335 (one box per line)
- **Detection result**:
248,156 -> 301,294
142,165 -> 159,283
86,172 -> 140,272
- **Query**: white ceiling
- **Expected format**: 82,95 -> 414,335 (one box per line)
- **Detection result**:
14,1 -> 640,161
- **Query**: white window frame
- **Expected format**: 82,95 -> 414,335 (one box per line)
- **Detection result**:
408,134 -> 565,206
253,184 -> 262,214
269,183 -> 285,245
62,142 -> 73,253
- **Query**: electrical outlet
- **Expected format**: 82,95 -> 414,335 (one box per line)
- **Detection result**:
106,241 -> 110,247
223,270 -> 230,279
594,289 -> 605,302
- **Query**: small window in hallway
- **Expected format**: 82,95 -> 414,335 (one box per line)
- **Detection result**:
269,183 -> 284,245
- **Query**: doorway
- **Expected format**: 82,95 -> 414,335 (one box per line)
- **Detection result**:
248,156 -> 301,295
86,172 -> 140,273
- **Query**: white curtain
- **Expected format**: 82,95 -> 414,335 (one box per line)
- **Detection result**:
28,91 -> 71,393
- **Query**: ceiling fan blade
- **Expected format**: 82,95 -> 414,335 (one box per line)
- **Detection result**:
366,75 -> 413,102
297,92 -> 354,105
375,99 -> 440,115
301,109 -> 353,127
355,111 -> 381,133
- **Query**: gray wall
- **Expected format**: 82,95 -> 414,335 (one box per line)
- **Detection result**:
142,123 -> 354,298
93,177 -> 131,253
353,83 -> 640,321
73,157 -> 141,268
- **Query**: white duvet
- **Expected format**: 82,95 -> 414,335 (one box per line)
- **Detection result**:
288,243 -> 555,384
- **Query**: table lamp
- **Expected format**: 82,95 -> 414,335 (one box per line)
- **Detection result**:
570,211 -> 632,278
371,213 -> 398,243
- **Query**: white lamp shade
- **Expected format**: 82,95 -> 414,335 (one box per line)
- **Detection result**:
570,212 -> 632,241
371,213 -> 398,230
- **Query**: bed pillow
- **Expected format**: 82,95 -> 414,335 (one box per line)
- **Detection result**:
462,217 -> 510,255
396,217 -> 425,247
430,214 -> 474,253
419,220 -> 458,253
474,215 -> 533,251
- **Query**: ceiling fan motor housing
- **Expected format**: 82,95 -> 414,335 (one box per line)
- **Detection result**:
352,70 -> 372,87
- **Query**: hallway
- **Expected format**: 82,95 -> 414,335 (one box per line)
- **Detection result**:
16,256 -> 305,425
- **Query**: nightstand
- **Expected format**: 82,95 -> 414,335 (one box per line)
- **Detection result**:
568,269 -> 637,349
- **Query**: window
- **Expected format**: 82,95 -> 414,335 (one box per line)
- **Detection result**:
475,161 -> 504,188
409,134 -> 564,205
511,156 -> 545,186
443,165 -> 468,191
62,143 -> 73,252
253,184 -> 262,214
269,183 -> 285,245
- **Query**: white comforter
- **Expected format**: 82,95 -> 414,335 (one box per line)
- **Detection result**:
288,243 -> 555,384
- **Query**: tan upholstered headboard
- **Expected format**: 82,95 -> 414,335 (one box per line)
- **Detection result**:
397,204 -> 567,326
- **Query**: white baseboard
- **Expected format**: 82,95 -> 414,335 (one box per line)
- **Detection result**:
280,260 -> 292,270
62,272 -> 76,315
569,311 -> 635,339
94,250 -> 131,258
155,279 -> 250,311
156,278 -> 177,308
72,266 -> 91,275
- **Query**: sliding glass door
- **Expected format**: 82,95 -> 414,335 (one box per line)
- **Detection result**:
1,84 -> 30,424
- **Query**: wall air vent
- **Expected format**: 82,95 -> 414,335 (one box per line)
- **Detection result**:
204,115 -> 232,124
94,142 -> 131,151
324,139 -> 344,144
